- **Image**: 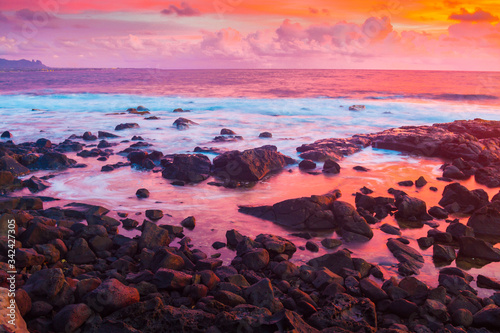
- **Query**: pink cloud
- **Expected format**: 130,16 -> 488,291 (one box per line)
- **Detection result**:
161,2 -> 200,17
449,8 -> 499,22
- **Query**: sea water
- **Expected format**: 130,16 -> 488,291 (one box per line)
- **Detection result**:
1,69 -> 500,295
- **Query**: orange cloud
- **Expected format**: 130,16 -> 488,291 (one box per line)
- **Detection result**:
449,8 -> 499,22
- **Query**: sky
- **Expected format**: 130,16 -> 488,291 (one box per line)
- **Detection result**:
0,0 -> 499,70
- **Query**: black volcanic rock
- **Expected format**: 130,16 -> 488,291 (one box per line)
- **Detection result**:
173,117 -> 198,130
438,183 -> 489,214
161,154 -> 211,183
239,190 -> 340,230
467,201 -> 500,238
115,123 -> 139,131
213,145 -> 293,182
458,236 -> 500,262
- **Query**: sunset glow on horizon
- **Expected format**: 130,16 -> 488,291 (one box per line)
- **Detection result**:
0,0 -> 499,70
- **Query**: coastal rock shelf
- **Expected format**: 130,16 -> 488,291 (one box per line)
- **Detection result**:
297,119 -> 500,188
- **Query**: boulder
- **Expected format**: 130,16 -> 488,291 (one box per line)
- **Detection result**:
98,131 -> 120,138
308,293 -> 377,331
152,268 -> 192,290
458,236 -> 500,262
299,159 -> 316,170
322,159 -> 341,174
395,195 -> 427,220
82,131 -> 97,141
23,268 -> 74,307
213,145 -> 293,182
85,279 -> 139,315
63,202 -> 109,219
115,123 -> 139,131
473,304 -> 500,329
242,248 -> 270,271
149,248 -> 184,272
135,188 -> 150,198
239,190 -> 340,230
0,171 -> 14,186
180,216 -> 196,229
332,201 -> 373,240
446,222 -> 474,241
145,209 -> 163,220
16,248 -> 45,268
173,117 -> 198,130
443,165 -> 467,179
20,222 -> 63,247
439,183 -> 489,213
162,154 -> 211,183
35,138 -> 52,148
138,221 -> 171,250
477,274 -> 500,290
467,201 -> 500,238
243,278 -> 278,312
67,238 -> 96,264
32,152 -> 75,170
22,176 -> 50,193
53,303 -> 92,332
428,206 -> 449,219
387,239 -> 425,276
415,176 -> 427,187
475,167 -> 500,188
433,244 -> 456,263
307,249 -> 355,275
0,155 -> 30,176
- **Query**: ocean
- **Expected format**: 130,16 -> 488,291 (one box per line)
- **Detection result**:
1,68 -> 500,295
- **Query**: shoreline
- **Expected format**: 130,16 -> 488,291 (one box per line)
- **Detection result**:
1,118 -> 500,332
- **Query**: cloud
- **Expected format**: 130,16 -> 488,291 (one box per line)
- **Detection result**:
0,11 -> 8,22
308,7 -> 329,15
449,8 -> 499,22
309,7 -> 319,14
161,2 -> 200,17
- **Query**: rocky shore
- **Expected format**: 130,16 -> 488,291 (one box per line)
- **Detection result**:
1,118 -> 500,332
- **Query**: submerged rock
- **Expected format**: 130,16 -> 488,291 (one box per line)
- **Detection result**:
173,117 -> 198,130
259,131 -> 272,138
115,123 -> 139,131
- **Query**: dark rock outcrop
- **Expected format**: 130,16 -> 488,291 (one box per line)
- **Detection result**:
213,145 -> 293,182
162,154 -> 211,183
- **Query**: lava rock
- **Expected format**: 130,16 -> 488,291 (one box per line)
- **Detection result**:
180,216 -> 196,230
173,117 -> 198,130
162,154 -> 211,183
458,236 -> 500,262
53,303 -> 92,332
213,145 -> 293,182
299,159 -> 316,170
85,278 -> 139,315
115,123 -> 139,131
136,188 -> 150,198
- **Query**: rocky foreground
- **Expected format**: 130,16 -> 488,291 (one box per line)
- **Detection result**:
1,118 -> 500,332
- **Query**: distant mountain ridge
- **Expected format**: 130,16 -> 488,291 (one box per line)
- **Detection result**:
0,58 -> 48,70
